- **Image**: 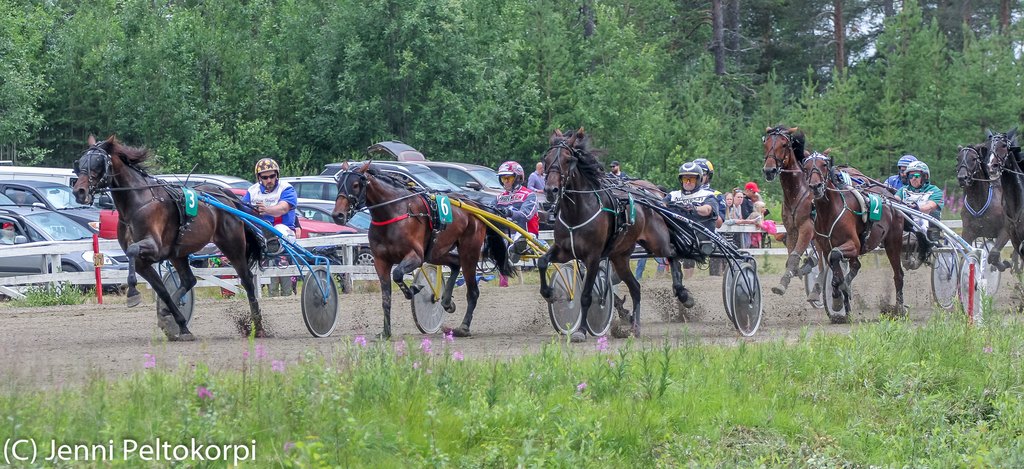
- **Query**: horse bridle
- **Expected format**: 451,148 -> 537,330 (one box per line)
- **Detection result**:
987,133 -> 1021,177
543,140 -> 581,211
334,170 -> 369,220
956,146 -> 989,185
74,145 -> 114,194
802,153 -> 832,198
762,130 -> 797,172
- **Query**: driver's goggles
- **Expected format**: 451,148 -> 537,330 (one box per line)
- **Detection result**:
499,175 -> 516,185
908,173 -> 924,179
679,175 -> 699,184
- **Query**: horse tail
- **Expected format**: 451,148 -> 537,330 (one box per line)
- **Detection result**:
484,226 -> 517,278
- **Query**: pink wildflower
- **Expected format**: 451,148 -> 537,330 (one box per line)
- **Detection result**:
242,350 -> 250,360
255,344 -> 268,360
420,337 -> 432,354
452,350 -> 464,361
394,341 -> 406,357
143,353 -> 156,369
283,442 -> 295,452
354,335 -> 367,347
196,386 -> 213,400
984,345 -> 993,354
444,329 -> 455,344
596,336 -> 609,352
271,360 -> 286,372
576,382 -> 587,393
413,361 -> 421,370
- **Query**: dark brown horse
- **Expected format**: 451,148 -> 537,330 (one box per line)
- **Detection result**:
72,136 -> 263,340
539,128 -> 683,339
802,152 -> 905,321
761,126 -> 818,299
985,128 -> 1023,262
331,162 -> 513,339
956,143 -> 1011,270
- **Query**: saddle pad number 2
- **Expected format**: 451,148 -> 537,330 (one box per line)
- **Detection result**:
868,194 -> 883,222
183,187 -> 199,217
436,195 -> 453,224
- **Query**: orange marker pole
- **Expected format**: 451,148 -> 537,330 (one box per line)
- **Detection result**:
93,234 -> 103,304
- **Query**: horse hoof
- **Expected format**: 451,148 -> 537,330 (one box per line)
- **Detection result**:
255,329 -> 273,339
828,313 -> 850,324
176,333 -> 196,342
126,294 -> 142,308
376,331 -> 392,341
443,302 -> 456,314
452,326 -> 472,338
680,294 -> 696,309
570,331 -> 586,343
631,324 -> 641,338
771,285 -> 786,295
157,314 -> 180,339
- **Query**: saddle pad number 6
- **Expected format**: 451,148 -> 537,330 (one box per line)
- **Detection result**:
183,187 -> 199,217
436,195 -> 453,224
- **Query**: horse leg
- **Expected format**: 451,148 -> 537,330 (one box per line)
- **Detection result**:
453,255 -> 481,338
825,247 -> 852,322
611,256 -> 641,337
537,244 -> 562,300
670,258 -> 695,308
570,259 -> 600,343
772,251 -> 802,295
124,237 -> 160,308
438,253 -> 460,314
841,257 -> 863,314
991,230 -> 1012,271
160,256 -> 197,319
885,231 -> 906,317
135,262 -> 196,341
374,258 -> 395,339
392,253 -> 424,300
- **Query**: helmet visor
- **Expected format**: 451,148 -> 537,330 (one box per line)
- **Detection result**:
908,172 -> 924,180
679,175 -> 698,185
499,175 -> 516,185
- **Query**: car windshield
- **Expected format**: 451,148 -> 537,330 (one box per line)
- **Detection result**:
298,205 -> 334,223
348,210 -> 371,230
25,211 -> 93,240
42,186 -> 90,209
407,168 -> 463,191
469,169 -> 504,190
230,181 -> 251,189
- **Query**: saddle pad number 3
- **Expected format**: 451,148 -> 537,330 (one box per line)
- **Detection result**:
183,187 -> 199,217
868,194 -> 883,222
436,195 -> 453,224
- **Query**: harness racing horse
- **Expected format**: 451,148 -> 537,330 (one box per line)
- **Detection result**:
331,163 -> 513,339
72,136 -> 264,340
956,143 -> 1011,270
761,126 -> 818,299
802,152 -> 906,322
539,128 -> 682,339
985,128 -> 1024,262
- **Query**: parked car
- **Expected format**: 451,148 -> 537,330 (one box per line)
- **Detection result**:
417,161 -> 503,196
0,180 -> 102,232
155,174 -> 252,191
295,198 -> 373,265
320,160 -> 495,206
0,206 -> 128,286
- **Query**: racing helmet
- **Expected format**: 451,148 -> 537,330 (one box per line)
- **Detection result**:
897,154 -> 918,169
677,162 -> 703,193
693,158 -> 714,184
497,161 -> 525,188
254,157 -> 280,176
905,161 -> 930,184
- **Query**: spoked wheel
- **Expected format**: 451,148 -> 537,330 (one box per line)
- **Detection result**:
803,246 -> 824,308
975,240 -> 1001,296
930,250 -> 959,311
547,260 -> 583,335
155,267 -> 194,328
822,259 -> 850,322
959,255 -> 984,322
301,267 -> 339,338
585,259 -> 615,337
411,264 -> 449,334
722,260 -> 762,337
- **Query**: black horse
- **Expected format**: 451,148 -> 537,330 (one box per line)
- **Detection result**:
72,136 -> 264,340
985,128 -> 1023,261
956,143 -> 1011,270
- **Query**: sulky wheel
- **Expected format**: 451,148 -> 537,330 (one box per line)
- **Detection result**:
722,260 -> 736,324
958,255 -> 984,323
301,267 -> 339,338
975,240 -> 1001,296
155,268 -> 194,328
547,260 -> 583,335
930,250 -> 959,311
803,245 -> 824,308
410,264 -> 448,334
585,259 -> 615,337
726,260 -> 762,337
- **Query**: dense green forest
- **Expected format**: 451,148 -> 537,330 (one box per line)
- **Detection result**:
0,0 -> 1021,197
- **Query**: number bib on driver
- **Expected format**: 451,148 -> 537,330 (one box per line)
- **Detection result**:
183,187 -> 198,217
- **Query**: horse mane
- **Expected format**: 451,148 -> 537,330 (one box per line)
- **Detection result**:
562,129 -> 608,186
103,136 -> 151,165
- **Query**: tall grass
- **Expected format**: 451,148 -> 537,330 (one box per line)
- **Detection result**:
3,315 -> 1024,466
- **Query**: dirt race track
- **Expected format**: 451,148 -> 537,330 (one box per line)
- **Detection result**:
1,255 -> 1018,389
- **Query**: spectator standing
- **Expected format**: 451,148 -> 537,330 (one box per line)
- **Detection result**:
527,162 -> 546,193
609,161 -> 629,179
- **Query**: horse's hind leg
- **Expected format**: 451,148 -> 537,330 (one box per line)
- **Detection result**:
136,263 -> 195,341
392,253 -> 424,300
773,251 -> 803,295
163,256 -> 197,316
453,255 -> 480,338
124,237 -> 160,307
226,252 -> 267,337
611,256 -> 641,337
670,259 -> 695,308
374,258 -> 396,339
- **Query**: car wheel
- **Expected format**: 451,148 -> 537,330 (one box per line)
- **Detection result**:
61,262 -> 91,294
356,248 -> 375,266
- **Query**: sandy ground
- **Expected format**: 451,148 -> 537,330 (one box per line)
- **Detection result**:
1,255 -> 1017,389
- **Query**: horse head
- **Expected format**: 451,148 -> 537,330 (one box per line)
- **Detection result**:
543,127 -> 584,204
986,128 -> 1020,177
72,135 -> 119,206
762,126 -> 804,181
801,152 -> 832,200
332,162 -> 370,225
956,144 -> 987,188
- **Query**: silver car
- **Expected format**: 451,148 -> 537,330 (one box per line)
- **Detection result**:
0,205 -> 128,279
